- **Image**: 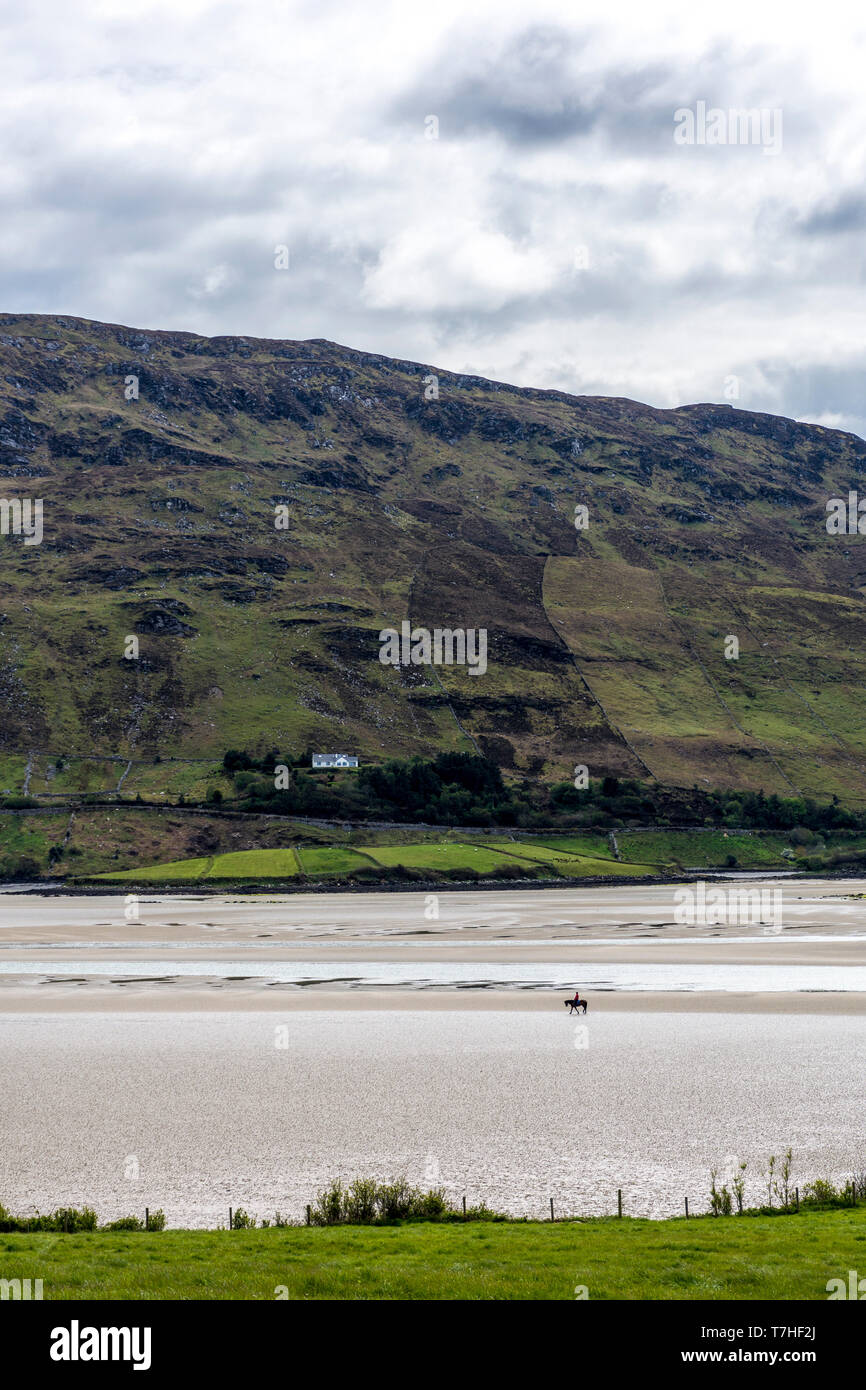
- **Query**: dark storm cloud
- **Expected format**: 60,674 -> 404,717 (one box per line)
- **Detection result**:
390,25 -> 599,145
388,23 -> 684,152
797,194 -> 866,237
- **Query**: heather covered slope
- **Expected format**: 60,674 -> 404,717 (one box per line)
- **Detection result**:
2,312 -> 866,801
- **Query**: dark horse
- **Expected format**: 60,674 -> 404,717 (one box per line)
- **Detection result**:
564,997 -> 588,1015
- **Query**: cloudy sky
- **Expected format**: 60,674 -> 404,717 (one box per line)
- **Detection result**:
3,0 -> 866,433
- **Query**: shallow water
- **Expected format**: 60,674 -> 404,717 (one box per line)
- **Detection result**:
0,1010 -> 862,1225
0,959 -> 864,991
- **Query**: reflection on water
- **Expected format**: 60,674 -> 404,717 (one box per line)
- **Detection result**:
0,1010 -> 862,1225
0,958 -> 865,991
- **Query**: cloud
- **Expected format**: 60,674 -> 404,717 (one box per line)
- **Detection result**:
797,194 -> 866,237
362,219 -> 559,313
0,0 -> 864,435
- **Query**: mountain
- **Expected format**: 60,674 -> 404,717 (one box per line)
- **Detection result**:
2,312 -> 866,803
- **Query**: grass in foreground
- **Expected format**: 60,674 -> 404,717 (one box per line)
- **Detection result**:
1,1208 -> 863,1300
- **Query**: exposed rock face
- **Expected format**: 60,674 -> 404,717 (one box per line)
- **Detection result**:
1,311 -> 866,799
132,609 -> 198,638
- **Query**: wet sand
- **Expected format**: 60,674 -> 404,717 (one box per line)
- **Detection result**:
0,883 -> 862,1223
2,878 -> 866,945
0,985 -> 862,1013
0,1008 -> 862,1224
1,880 -> 864,1009
0,940 -> 862,963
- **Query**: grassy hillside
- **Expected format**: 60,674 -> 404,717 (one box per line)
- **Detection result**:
2,315 -> 866,802
0,805 -> 849,882
1,1208 -> 862,1299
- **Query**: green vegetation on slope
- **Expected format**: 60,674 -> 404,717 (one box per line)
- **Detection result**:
94,839 -> 648,883
612,830 -> 792,866
4,315 -> 866,802
5,794 -> 866,884
477,838 -> 650,876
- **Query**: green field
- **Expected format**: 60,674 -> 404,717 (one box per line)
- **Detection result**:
361,842 -> 523,873
1,1208 -> 862,1299
481,839 -> 652,877
101,854 -> 213,881
203,849 -> 300,878
529,832 -> 618,859
534,829 -> 797,869
296,846 -> 373,875
93,837 -> 654,883
614,830 -> 792,867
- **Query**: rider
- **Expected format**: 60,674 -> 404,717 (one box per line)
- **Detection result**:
572,987 -> 581,1004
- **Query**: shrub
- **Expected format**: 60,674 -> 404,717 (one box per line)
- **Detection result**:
412,1187 -> 448,1219
312,1180 -> 346,1226
732,1161 -> 747,1214
308,1176 -> 507,1225
52,1206 -> 98,1233
0,1205 -> 98,1233
463,1203 -> 508,1222
375,1178 -> 416,1222
344,1178 -> 378,1224
789,826 -> 816,846
802,1178 -> 840,1208
709,1170 -> 732,1216
774,1148 -> 794,1210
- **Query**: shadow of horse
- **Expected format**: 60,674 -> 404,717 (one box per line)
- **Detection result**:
564,998 -> 588,1015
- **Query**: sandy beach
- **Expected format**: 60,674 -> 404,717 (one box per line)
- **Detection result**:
0,881 -> 862,1222
0,879 -> 864,1010
3,879 -> 866,946
0,985 -> 862,1013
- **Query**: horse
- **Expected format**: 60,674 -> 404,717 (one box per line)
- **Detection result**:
564,997 -> 587,1015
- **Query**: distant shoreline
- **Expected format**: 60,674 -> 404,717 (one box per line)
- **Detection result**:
1,873 -> 671,896
0,868 -> 831,897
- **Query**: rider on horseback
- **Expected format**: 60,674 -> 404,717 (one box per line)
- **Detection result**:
564,986 -> 587,1014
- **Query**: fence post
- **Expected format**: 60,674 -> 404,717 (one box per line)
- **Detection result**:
462,1195 -> 466,1217
684,1197 -> 689,1219
795,1188 -> 799,1212
550,1197 -> 555,1222
229,1207 -> 233,1231
145,1207 -> 149,1232
617,1189 -> 622,1219
305,1205 -> 311,1227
